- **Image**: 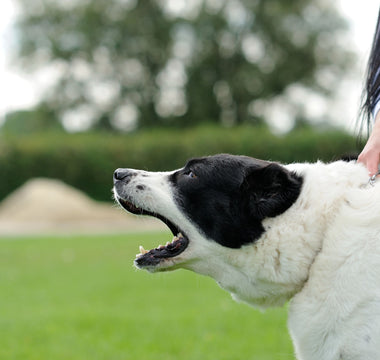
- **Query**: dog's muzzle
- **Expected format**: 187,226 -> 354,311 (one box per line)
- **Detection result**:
113,168 -> 190,271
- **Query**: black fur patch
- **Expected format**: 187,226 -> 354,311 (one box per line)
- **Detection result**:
170,154 -> 303,249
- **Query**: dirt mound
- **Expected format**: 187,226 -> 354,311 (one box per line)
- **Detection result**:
0,178 -> 164,236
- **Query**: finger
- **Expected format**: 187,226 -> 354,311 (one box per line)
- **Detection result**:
366,157 -> 380,177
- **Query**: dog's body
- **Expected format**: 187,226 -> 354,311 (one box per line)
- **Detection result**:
113,154 -> 380,360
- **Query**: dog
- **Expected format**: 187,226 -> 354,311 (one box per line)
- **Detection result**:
113,154 -> 380,360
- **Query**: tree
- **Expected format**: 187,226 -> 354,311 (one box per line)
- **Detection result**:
12,0 -> 353,131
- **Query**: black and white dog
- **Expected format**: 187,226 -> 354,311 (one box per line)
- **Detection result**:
113,154 -> 380,360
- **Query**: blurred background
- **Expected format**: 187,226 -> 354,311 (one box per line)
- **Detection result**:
0,1 -> 379,359
0,0 -> 378,231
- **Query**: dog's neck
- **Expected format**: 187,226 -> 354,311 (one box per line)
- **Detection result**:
186,161 -> 370,309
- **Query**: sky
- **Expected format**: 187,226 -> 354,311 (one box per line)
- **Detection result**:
0,0 -> 379,131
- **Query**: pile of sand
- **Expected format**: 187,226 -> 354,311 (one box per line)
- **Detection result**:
0,178 -> 164,236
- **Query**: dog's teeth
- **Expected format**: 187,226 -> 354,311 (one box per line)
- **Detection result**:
139,246 -> 148,254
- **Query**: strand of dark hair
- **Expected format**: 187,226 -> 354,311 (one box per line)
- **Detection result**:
359,8 -> 380,140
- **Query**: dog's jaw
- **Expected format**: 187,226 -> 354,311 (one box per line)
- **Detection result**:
133,233 -> 189,271
113,169 -> 203,272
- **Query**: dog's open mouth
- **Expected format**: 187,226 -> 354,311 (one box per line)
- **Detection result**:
117,197 -> 189,268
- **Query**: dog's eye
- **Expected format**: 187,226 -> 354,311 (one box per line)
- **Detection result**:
185,170 -> 197,179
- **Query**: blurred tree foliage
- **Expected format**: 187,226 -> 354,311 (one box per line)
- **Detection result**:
12,0 -> 353,131
2,104 -> 63,134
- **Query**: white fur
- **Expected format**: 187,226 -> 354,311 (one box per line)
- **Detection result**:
115,160 -> 380,360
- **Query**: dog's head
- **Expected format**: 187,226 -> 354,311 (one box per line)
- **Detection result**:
113,154 -> 302,273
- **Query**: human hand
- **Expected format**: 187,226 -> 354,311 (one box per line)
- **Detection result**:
358,111 -> 380,176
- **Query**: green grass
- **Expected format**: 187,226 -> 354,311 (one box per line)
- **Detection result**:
0,233 -> 294,360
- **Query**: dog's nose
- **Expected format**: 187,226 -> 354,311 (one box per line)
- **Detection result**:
113,168 -> 134,183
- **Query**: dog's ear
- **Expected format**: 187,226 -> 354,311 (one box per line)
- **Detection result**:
242,163 -> 303,220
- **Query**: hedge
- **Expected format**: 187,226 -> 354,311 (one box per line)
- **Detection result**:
0,125 -> 360,202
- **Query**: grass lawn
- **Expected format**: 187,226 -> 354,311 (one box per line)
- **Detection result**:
0,233 -> 294,360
